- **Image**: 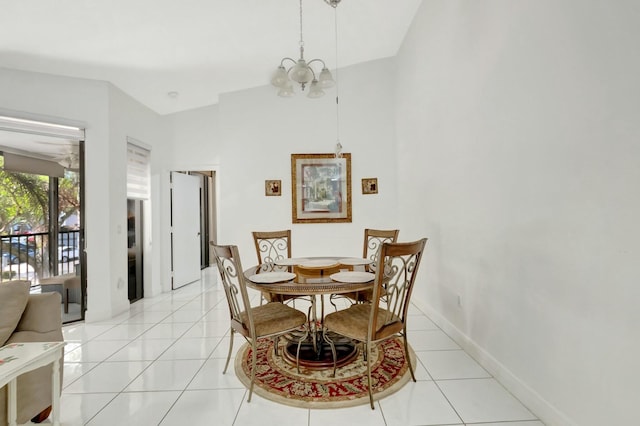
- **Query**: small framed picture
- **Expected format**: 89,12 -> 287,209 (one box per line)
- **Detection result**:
362,178 -> 378,195
265,179 -> 282,196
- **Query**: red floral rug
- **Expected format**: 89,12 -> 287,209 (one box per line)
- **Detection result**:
234,337 -> 415,408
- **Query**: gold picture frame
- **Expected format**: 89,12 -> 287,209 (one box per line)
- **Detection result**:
361,178 -> 378,195
291,153 -> 352,223
265,179 -> 282,196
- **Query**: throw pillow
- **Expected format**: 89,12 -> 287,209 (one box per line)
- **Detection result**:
0,280 -> 31,346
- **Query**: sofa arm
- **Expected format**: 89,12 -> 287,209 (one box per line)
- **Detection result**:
2,292 -> 63,424
10,292 -> 63,342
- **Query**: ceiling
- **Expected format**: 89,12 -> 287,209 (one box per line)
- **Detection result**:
0,0 -> 423,116
0,130 -> 79,167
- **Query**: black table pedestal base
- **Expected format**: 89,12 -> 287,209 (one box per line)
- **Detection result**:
282,335 -> 359,370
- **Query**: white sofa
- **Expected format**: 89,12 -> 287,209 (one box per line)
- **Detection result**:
0,280 -> 64,424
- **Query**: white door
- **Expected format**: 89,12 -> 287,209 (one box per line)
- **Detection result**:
171,172 -> 201,289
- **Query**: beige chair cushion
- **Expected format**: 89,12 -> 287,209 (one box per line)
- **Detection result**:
0,280 -> 31,346
324,303 -> 401,341
240,302 -> 307,336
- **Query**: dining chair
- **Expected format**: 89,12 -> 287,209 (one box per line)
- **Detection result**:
322,238 -> 427,409
252,230 -> 300,305
363,228 -> 400,271
212,244 -> 308,402
252,230 -> 291,271
330,228 -> 400,308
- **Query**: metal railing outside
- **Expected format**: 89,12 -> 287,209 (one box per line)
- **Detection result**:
0,230 -> 80,285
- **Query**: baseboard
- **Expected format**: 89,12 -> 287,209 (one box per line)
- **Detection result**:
412,299 -> 576,426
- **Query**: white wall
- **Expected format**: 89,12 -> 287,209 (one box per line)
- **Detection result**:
162,58 -> 401,266
0,44 -> 399,321
0,68 -> 115,321
0,68 -> 167,320
164,104 -> 220,168
161,104 -> 221,291
107,86 -> 167,301
395,1 -> 640,425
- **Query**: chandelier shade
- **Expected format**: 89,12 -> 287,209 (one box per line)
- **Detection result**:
290,58 -> 314,84
318,68 -> 335,88
271,66 -> 289,87
277,83 -> 295,98
307,81 -> 325,98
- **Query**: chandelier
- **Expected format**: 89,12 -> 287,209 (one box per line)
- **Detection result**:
270,0 -> 341,98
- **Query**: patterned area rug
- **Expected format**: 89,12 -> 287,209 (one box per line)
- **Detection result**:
234,337 -> 415,409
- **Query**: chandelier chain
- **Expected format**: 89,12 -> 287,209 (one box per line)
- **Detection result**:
335,6 -> 340,145
299,0 -> 304,49
333,4 -> 343,158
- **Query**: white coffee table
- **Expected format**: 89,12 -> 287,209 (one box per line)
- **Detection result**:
0,342 -> 65,426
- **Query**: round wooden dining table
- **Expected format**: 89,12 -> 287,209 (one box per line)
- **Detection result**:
243,257 -> 374,369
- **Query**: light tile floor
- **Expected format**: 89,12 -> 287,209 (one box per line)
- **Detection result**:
46,267 -> 544,425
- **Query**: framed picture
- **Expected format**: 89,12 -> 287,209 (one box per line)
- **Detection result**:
291,153 -> 352,223
265,179 -> 282,196
362,178 -> 378,194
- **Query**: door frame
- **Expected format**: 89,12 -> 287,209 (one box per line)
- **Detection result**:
165,167 -> 218,292
0,115 -> 87,323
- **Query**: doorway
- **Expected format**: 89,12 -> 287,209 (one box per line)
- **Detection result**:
193,171 -> 216,268
127,199 -> 143,302
170,170 -> 217,289
0,116 -> 86,323
126,140 -> 151,302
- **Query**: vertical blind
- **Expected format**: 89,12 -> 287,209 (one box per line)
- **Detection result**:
127,142 -> 151,200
